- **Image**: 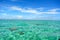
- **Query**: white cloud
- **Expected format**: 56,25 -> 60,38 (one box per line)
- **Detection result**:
47,8 -> 60,14
9,6 -> 60,14
10,6 -> 22,10
48,8 -> 60,12
39,12 -> 58,14
15,15 -> 23,19
0,13 -> 23,19
10,6 -> 38,14
2,13 -> 8,16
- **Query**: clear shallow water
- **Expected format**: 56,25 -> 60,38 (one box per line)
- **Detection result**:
0,20 -> 60,40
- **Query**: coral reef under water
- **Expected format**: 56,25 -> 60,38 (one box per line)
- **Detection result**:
0,20 -> 60,40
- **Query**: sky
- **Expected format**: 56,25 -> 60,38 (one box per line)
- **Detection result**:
0,0 -> 60,20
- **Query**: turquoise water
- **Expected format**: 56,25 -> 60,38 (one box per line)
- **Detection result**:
0,20 -> 60,40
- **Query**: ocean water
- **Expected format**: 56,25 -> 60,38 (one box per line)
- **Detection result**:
0,20 -> 60,40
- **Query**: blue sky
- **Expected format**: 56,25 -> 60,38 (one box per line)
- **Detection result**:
0,0 -> 60,20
